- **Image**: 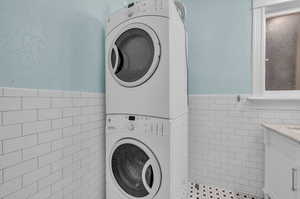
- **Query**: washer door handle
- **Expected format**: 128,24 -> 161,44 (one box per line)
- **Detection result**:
142,160 -> 153,194
112,44 -> 120,74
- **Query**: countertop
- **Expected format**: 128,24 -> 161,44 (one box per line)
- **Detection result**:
262,123 -> 300,144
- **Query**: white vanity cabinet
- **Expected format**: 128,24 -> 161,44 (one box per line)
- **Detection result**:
263,124 -> 300,199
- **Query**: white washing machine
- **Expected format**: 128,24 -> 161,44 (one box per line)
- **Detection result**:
105,0 -> 188,119
106,114 -> 189,199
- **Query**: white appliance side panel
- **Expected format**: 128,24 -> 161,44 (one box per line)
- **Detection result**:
168,0 -> 184,23
169,20 -> 188,119
105,17 -> 171,118
169,114 -> 189,199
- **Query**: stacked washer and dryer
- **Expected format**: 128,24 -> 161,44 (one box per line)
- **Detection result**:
105,0 -> 189,199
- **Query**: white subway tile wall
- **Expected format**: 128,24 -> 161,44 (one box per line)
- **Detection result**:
189,95 -> 300,197
2,89 -> 298,199
0,88 -> 105,199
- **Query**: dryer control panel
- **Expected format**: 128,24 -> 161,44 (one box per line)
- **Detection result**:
106,115 -> 169,136
106,0 -> 172,34
127,0 -> 165,14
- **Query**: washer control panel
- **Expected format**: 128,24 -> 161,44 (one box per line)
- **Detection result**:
106,115 -> 168,136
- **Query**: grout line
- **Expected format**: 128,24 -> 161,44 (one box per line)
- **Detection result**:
20,173 -> 24,188
36,133 -> 39,147
1,169 -> 4,184
50,97 -> 53,109
20,148 -> 24,161
37,156 -> 40,169
21,123 -> 24,136
1,140 -> 3,155
36,108 -> 39,122
1,112 -> 3,125
20,96 -> 23,110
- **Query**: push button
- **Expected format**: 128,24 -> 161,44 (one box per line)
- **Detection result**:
160,123 -> 164,136
156,124 -> 159,135
128,12 -> 134,17
150,123 -> 154,134
128,123 -> 135,131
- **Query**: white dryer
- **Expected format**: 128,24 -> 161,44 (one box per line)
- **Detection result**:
106,114 -> 189,199
105,0 -> 188,119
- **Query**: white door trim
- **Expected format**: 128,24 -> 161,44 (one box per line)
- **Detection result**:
253,0 -> 295,9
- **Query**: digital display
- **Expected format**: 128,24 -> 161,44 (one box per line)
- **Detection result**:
128,116 -> 135,121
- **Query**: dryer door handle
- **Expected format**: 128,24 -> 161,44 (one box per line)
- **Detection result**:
112,44 -> 120,74
142,158 -> 161,196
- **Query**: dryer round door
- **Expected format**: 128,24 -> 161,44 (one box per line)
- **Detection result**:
108,23 -> 161,87
110,138 -> 161,199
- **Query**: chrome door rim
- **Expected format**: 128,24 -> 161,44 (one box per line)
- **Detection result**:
108,23 -> 161,88
109,138 -> 162,199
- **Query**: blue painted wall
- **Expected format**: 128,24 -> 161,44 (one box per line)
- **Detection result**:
106,0 -> 253,94
107,0 -> 135,14
0,0 -> 108,92
0,0 -> 252,94
185,0 -> 252,94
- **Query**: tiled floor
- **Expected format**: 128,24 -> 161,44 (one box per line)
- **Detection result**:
189,183 -> 261,199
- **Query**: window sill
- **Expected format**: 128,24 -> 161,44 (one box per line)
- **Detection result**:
247,96 -> 300,101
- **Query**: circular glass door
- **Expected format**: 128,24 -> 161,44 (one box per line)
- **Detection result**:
110,139 -> 161,199
109,23 -> 161,87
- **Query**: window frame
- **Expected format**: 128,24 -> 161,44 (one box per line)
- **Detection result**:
252,0 -> 300,98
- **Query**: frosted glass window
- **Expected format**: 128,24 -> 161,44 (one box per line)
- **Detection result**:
265,13 -> 300,90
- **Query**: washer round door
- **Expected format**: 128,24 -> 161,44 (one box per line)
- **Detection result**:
108,23 -> 161,87
110,138 -> 162,199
